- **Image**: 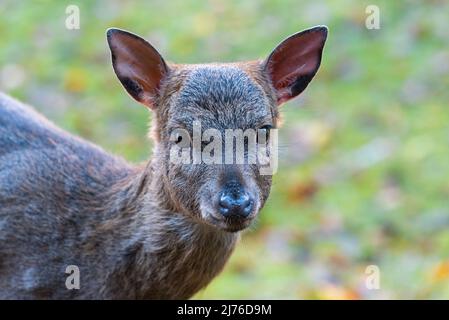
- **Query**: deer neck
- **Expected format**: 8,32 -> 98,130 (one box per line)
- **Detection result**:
97,160 -> 239,298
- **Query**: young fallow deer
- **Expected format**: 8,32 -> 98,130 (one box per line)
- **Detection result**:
0,26 -> 327,299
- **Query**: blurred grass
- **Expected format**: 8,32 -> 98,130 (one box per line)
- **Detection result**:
1,0 -> 449,299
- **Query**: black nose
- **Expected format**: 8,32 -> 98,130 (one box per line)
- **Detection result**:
218,189 -> 253,218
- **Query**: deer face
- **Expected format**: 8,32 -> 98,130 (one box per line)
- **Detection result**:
107,26 -> 327,232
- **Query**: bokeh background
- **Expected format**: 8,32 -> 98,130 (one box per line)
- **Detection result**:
1,0 -> 449,299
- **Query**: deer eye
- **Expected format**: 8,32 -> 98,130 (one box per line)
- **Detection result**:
175,133 -> 183,144
170,129 -> 190,146
257,125 -> 272,143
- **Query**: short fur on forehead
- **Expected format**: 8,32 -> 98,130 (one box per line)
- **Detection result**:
167,65 -> 272,129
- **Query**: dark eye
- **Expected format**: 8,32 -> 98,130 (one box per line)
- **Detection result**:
172,130 -> 189,145
257,125 -> 272,143
175,133 -> 183,144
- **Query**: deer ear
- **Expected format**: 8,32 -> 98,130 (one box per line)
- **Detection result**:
107,28 -> 169,109
263,26 -> 328,105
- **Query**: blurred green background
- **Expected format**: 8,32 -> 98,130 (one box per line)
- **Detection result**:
1,0 -> 449,299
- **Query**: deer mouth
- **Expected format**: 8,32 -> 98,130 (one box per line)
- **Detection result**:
207,213 -> 254,232
200,203 -> 259,232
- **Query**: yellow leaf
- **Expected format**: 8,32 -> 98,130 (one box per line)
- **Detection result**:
431,261 -> 449,282
318,284 -> 359,300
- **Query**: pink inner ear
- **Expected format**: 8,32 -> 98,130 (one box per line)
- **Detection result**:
114,34 -> 166,93
109,30 -> 168,108
265,29 -> 326,103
